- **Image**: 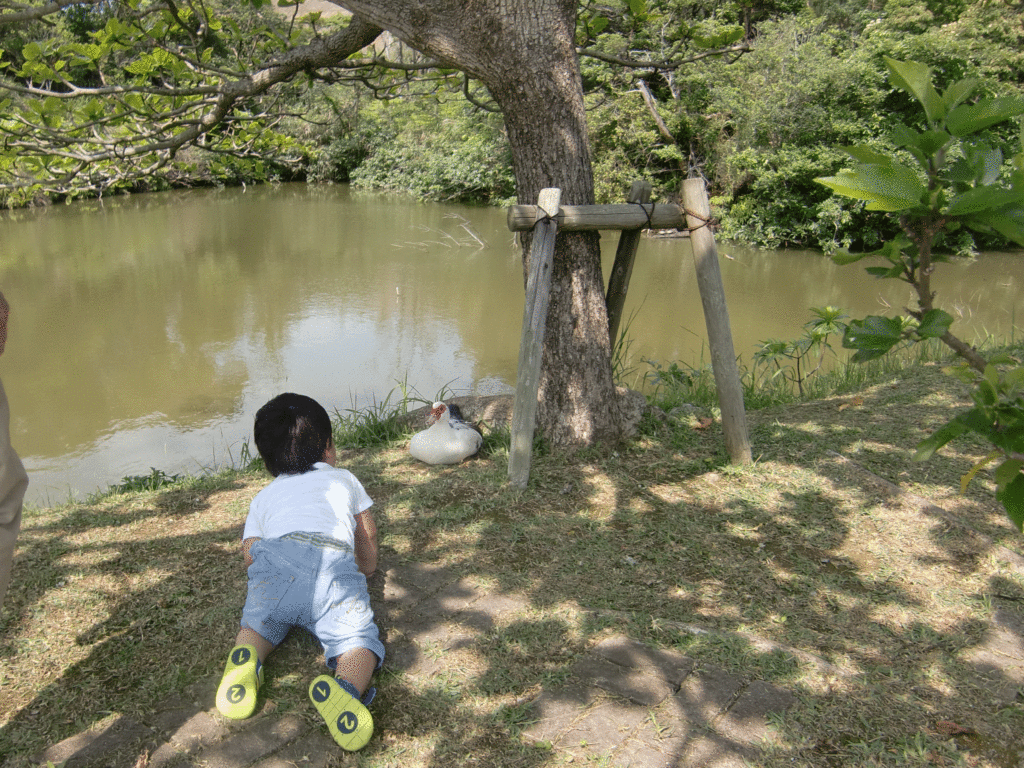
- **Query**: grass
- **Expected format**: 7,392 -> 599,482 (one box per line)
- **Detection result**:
643,337 -> 961,413
2,355 -> 1024,767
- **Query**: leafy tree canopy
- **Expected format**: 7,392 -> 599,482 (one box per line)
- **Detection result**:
2,0 -> 1023,258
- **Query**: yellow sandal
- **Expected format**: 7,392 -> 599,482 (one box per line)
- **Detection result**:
215,644 -> 263,719
308,675 -> 374,751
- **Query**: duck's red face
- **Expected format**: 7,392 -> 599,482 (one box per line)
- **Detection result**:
427,402 -> 447,425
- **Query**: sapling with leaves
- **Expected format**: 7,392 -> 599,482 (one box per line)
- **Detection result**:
815,57 -> 1024,530
753,306 -> 848,397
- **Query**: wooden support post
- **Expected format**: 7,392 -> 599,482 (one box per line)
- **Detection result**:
682,178 -> 752,465
606,180 -> 652,346
509,188 -> 561,489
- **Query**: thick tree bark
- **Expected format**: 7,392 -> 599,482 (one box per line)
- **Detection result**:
335,0 -> 629,446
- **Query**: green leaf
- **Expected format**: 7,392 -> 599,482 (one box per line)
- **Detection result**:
964,208 -> 1024,246
916,309 -> 953,338
1005,426 -> 1024,455
946,95 -> 1024,137
843,315 -> 905,355
589,15 -> 609,34
960,406 -> 996,435
125,56 -> 154,75
849,347 -> 887,363
1004,367 -> 1024,387
890,125 -> 928,167
975,145 -> 1003,186
692,25 -> 744,49
628,0 -> 646,15
151,48 -> 174,67
916,130 -> 952,156
995,459 -> 1024,488
942,77 -> 982,113
885,57 -> 944,123
977,379 -> 998,406
946,186 -> 1022,216
67,42 -> 104,62
996,472 -> 1024,531
124,92 -> 146,111
816,163 -> 925,212
914,418 -> 970,461
891,126 -> 950,157
984,363 -> 1000,390
844,145 -> 895,164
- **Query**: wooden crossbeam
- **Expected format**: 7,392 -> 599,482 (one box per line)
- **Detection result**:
507,202 -> 683,232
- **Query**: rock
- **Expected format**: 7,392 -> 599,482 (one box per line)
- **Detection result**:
616,387 -> 647,439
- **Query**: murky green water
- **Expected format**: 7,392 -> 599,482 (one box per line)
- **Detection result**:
1,183 -> 1021,503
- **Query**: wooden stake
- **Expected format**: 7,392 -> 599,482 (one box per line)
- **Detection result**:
606,180 -> 652,346
509,188 -> 561,489
682,178 -> 752,464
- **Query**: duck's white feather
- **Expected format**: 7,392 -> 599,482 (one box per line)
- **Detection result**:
409,402 -> 483,465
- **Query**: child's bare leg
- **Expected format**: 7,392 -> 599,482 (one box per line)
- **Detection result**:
333,647 -> 377,695
236,626 -> 276,662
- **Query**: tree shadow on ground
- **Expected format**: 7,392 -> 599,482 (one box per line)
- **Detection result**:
354,369 -> 1024,767
4,368 -> 1024,768
0,476 -> 254,765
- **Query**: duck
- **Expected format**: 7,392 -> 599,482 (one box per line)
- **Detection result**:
409,401 -> 483,465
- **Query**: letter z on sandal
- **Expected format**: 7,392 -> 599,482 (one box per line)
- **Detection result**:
309,675 -> 374,751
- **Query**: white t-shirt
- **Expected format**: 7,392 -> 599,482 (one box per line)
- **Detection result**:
243,462 -> 373,546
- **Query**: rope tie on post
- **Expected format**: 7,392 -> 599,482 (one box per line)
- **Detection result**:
632,201 -> 654,229
519,206 -> 559,251
536,208 -> 559,226
681,206 -> 717,233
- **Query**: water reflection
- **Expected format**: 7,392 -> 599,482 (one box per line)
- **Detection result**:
0,184 -> 1021,504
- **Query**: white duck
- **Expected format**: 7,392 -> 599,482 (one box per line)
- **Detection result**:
409,401 -> 483,465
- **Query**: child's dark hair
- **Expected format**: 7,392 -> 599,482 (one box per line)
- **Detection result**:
254,393 -> 333,476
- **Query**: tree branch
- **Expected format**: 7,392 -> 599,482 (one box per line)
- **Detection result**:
577,42 -> 751,72
939,331 -> 988,374
0,0 -> 108,25
462,73 -> 498,113
0,14 -> 384,193
636,79 -> 673,144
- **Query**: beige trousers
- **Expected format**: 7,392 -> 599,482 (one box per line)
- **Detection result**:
0,376 -> 28,611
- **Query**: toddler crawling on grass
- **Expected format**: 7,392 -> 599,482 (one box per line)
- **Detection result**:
215,393 -> 383,751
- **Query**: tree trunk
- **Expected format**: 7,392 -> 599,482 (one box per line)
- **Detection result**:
335,0 -> 628,446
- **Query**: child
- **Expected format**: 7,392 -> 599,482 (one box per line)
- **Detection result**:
215,393 -> 384,751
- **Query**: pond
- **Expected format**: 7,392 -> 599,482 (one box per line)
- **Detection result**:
1,183 -> 1021,504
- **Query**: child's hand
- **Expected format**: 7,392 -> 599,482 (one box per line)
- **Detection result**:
242,537 -> 260,568
354,511 -> 378,577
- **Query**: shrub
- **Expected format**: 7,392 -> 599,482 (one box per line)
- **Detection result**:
349,100 -> 514,204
